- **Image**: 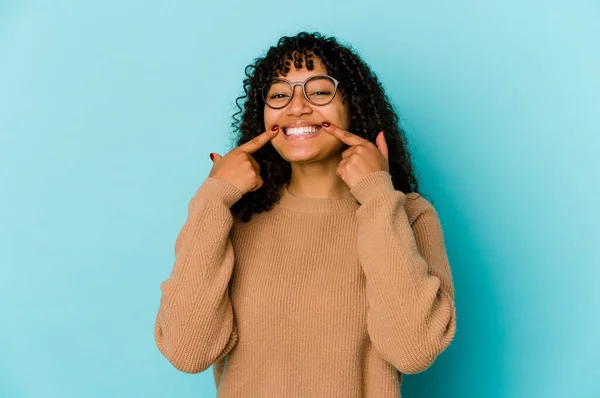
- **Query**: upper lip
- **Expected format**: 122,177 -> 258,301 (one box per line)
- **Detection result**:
281,121 -> 322,131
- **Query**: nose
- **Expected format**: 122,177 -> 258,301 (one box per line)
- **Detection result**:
286,84 -> 312,116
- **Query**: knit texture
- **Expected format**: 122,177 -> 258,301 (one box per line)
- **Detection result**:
154,170 -> 457,397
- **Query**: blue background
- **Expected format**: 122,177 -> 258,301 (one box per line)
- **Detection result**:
1,1 -> 599,397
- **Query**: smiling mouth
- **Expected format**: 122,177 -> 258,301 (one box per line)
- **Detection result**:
283,125 -> 322,136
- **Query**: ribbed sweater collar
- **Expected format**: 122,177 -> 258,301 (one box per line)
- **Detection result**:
277,183 -> 360,214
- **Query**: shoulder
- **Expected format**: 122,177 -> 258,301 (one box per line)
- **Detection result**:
403,192 -> 438,226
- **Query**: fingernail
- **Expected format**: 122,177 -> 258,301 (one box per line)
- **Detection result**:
209,153 -> 214,160
322,122 -> 330,128
271,125 -> 279,132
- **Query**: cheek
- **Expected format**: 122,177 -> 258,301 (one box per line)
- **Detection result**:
264,107 -> 280,126
329,105 -> 351,130
340,109 -> 350,128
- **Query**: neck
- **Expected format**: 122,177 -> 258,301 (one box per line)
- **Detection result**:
287,160 -> 351,199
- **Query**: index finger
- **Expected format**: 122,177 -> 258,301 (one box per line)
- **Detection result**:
322,123 -> 367,146
237,127 -> 278,154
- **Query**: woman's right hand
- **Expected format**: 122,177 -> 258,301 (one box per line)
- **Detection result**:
209,126 -> 279,195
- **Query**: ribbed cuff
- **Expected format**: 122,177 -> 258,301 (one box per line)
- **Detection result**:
350,170 -> 397,204
195,177 -> 243,208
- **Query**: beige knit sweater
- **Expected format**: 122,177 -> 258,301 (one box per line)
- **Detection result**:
154,170 -> 457,397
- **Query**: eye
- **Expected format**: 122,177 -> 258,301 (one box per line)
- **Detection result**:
269,93 -> 289,99
311,90 -> 331,96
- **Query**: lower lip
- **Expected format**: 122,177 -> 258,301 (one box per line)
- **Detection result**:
283,127 -> 322,141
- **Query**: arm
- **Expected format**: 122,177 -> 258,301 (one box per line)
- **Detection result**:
154,177 -> 243,373
350,171 -> 457,375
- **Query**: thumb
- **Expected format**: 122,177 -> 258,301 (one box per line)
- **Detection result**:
375,131 -> 388,161
210,152 -> 222,163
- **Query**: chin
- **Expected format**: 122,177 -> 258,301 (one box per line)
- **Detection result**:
280,153 -> 320,163
274,140 -> 342,157
279,148 -> 342,164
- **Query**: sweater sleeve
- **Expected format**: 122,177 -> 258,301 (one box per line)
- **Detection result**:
154,177 -> 243,374
350,170 -> 457,375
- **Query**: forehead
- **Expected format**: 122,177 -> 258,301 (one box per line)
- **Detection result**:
275,52 -> 327,81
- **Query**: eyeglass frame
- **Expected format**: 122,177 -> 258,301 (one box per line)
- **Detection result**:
261,74 -> 340,109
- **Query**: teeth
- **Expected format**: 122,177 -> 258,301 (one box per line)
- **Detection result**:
285,126 -> 320,136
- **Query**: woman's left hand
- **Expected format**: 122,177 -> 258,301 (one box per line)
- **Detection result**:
322,122 -> 389,190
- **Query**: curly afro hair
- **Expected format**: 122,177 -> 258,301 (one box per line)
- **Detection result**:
228,31 -> 429,223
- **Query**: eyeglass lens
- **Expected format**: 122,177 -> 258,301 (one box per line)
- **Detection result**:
264,76 -> 336,108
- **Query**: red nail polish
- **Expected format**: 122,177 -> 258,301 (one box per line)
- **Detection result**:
210,153 -> 214,160
271,125 -> 279,131
322,122 -> 330,128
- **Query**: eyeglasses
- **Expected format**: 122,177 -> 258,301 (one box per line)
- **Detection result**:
262,74 -> 340,109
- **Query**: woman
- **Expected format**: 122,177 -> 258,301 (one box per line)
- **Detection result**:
154,31 -> 457,397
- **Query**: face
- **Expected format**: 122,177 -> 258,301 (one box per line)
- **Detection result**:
263,55 -> 351,164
